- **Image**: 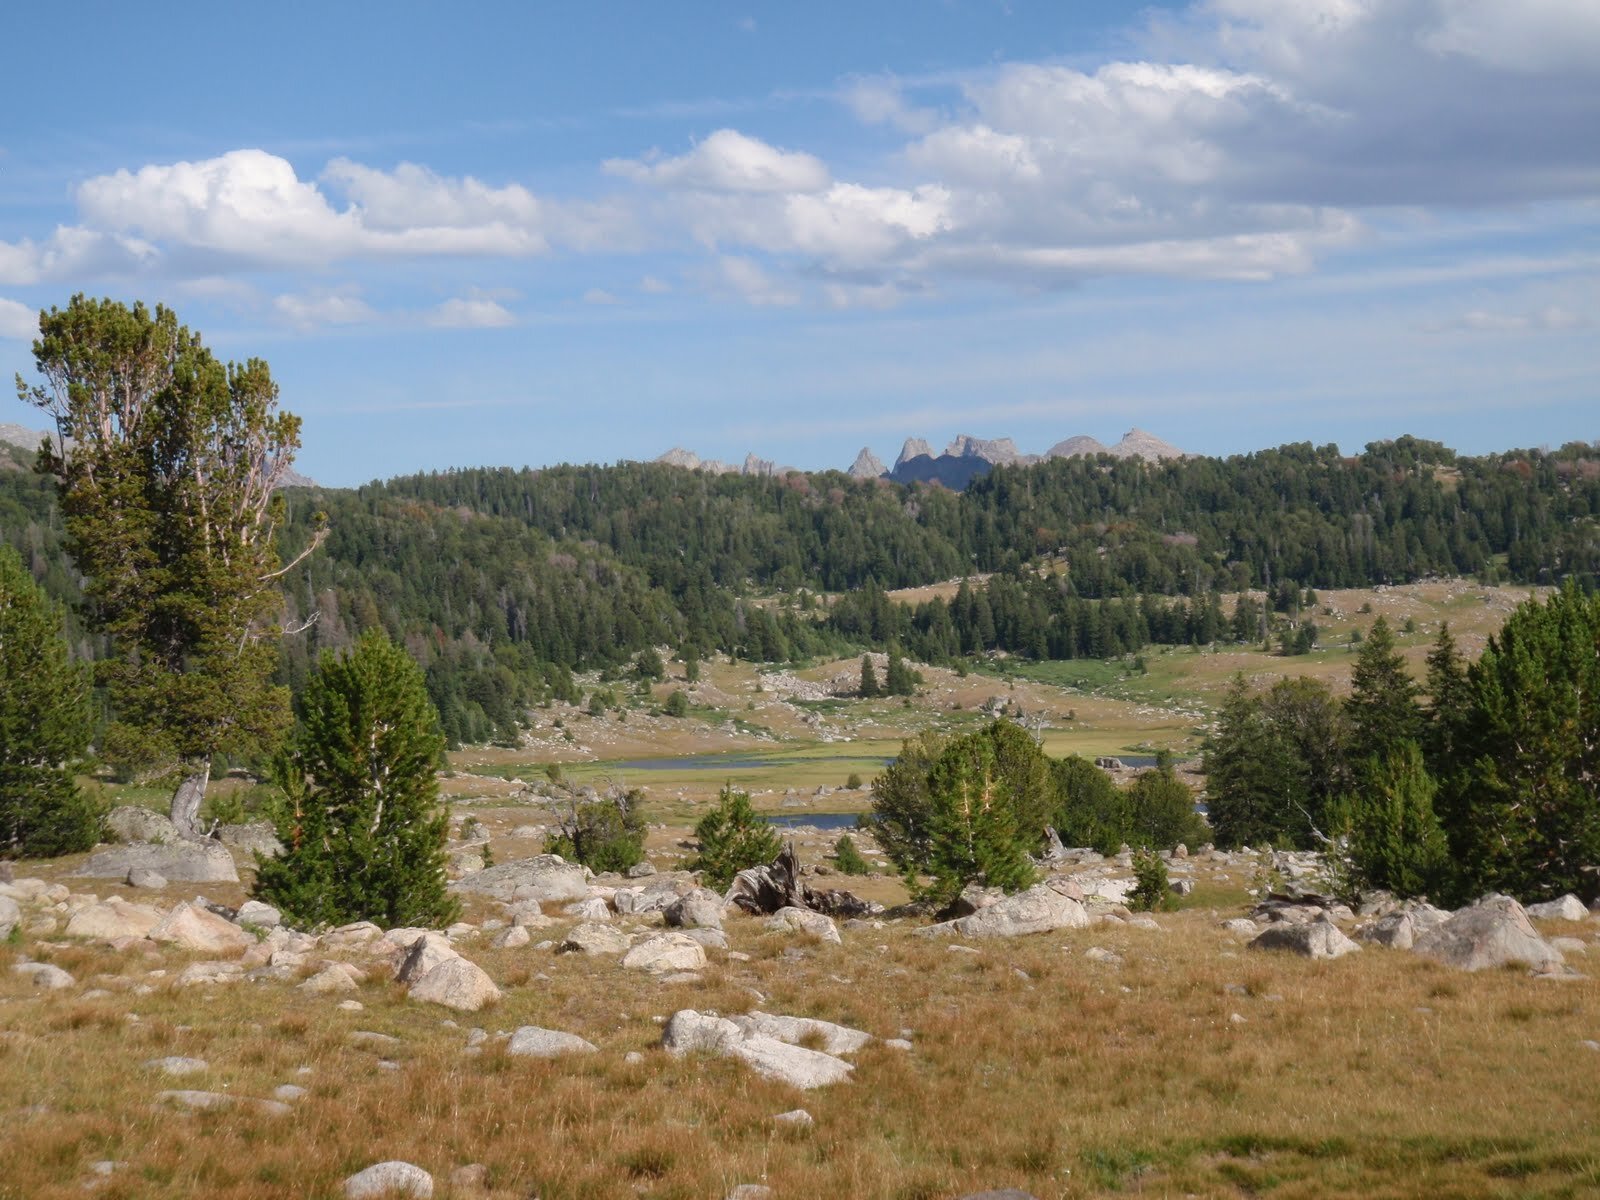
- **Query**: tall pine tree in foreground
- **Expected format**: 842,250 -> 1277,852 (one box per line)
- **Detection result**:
0,546 -> 98,857
1438,583 -> 1600,903
255,631 -> 457,928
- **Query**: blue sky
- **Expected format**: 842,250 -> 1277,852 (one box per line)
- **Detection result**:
2,0 -> 1596,486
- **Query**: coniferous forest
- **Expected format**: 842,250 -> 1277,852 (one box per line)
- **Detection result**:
3,434 -> 1597,748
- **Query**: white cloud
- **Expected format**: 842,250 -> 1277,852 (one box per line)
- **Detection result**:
712,256 -> 799,306
842,77 -> 939,134
77,149 -> 548,265
582,288 -> 619,305
639,275 -> 672,294
0,298 -> 38,339
0,226 -> 155,286
427,297 -> 516,328
606,129 -> 830,193
273,287 -> 376,330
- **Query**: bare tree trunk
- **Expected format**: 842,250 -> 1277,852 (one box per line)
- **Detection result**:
170,759 -> 212,841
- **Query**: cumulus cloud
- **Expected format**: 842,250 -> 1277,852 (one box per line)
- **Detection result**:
582,288 -> 620,305
272,287 -> 376,330
76,149 -> 549,266
427,297 -> 516,328
0,226 -> 155,286
0,297 -> 39,339
605,129 -> 830,193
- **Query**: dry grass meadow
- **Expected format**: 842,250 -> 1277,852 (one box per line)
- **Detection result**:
5,581 -> 1595,1199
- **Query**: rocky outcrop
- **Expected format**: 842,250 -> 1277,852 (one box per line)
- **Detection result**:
103,806 -> 180,845
344,1162 -> 433,1199
662,1009 -> 866,1089
1249,915 -> 1361,959
1413,895 -> 1564,972
919,884 -> 1090,938
449,855 -> 588,903
76,842 -> 239,884
147,901 -> 253,954
622,933 -> 707,974
407,956 -> 501,1011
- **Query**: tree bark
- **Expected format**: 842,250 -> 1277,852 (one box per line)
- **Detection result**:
170,759 -> 212,841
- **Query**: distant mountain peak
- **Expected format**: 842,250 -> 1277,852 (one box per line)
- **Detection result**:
1108,428 -> 1186,460
895,437 -> 934,470
848,447 -> 887,479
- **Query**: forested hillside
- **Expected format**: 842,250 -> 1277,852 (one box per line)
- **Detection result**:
3,435 -> 1597,748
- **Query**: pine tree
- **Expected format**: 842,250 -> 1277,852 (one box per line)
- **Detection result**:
885,644 -> 917,696
858,654 -> 881,698
0,546 -> 98,857
20,296 -> 321,838
1440,583 -> 1600,903
254,631 -> 457,928
1345,616 -> 1422,770
1422,621 -> 1469,772
918,730 -> 1036,904
690,785 -> 782,890
1340,740 -> 1449,900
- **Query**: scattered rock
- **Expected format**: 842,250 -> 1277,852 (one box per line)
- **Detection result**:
1526,894 -> 1589,922
143,1056 -> 208,1076
1414,894 -> 1564,972
662,1009 -> 858,1089
0,895 -> 18,939
923,885 -> 1090,939
215,822 -> 284,858
126,869 -> 168,890
773,1108 -> 813,1126
564,896 -> 611,921
507,1026 -> 599,1058
102,806 -> 180,845
68,899 -> 163,944
559,922 -> 631,956
1249,915 -> 1361,960
730,1011 -> 872,1055
235,900 -> 282,929
174,961 -> 244,987
343,1161 -> 434,1199
407,956 -> 501,1012
12,961 -> 75,990
299,966 -> 359,994
323,921 -> 385,948
148,901 -> 253,954
450,855 -> 588,903
394,933 -> 459,984
665,888 -> 725,930
76,841 -> 238,884
623,933 -> 708,974
765,907 -> 842,944
491,925 -> 531,949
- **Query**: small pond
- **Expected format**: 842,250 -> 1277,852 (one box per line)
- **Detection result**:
763,813 -> 863,831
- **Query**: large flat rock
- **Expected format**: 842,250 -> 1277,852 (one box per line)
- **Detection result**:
448,855 -> 587,902
75,842 -> 238,884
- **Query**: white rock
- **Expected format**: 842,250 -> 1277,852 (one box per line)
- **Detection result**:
1526,894 -> 1590,922
407,956 -> 501,1012
65,898 -> 165,941
299,966 -> 359,994
564,897 -> 612,921
1414,894 -> 1564,972
506,1026 -> 599,1058
12,961 -> 74,989
765,907 -> 842,944
0,895 -> 19,940
492,925 -> 531,949
1249,915 -> 1361,960
924,885 -> 1091,939
394,933 -> 459,984
148,902 -> 253,954
343,1161 -> 434,1199
623,933 -> 708,974
559,922 -> 630,956
235,900 -> 282,929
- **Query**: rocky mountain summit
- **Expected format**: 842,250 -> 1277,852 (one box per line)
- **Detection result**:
659,428 -> 1186,491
